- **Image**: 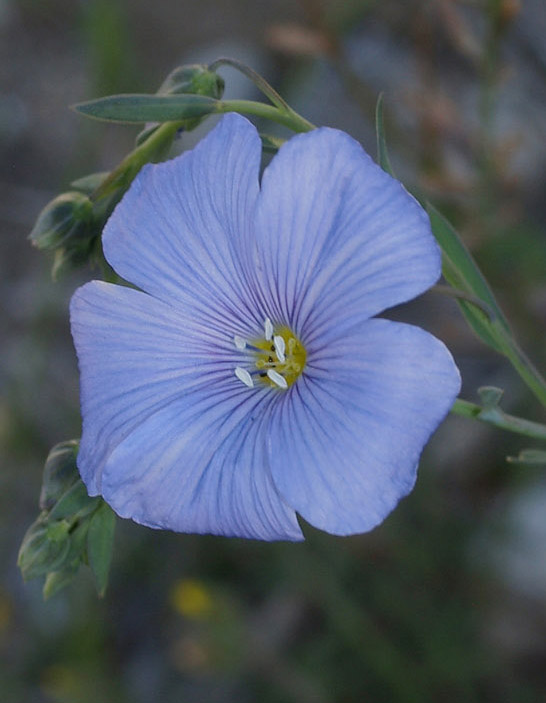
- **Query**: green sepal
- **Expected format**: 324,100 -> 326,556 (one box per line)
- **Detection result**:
87,502 -> 116,597
73,93 -> 220,124
29,192 -> 93,251
157,64 -> 225,100
43,560 -> 81,600
427,203 -> 512,353
48,479 -> 100,522
18,519 -> 71,581
473,386 -> 507,426
39,440 -> 80,511
477,386 -> 504,409
51,239 -> 96,280
40,519 -> 94,599
70,171 -> 110,194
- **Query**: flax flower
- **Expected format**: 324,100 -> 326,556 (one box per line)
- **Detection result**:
70,113 -> 460,541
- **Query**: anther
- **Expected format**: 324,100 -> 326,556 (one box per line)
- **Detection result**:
235,367 -> 254,388
273,335 -> 286,363
267,369 -> 288,390
264,317 -> 273,341
233,319 -> 304,391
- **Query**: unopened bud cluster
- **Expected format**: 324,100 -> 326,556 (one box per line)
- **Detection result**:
17,441 -> 115,599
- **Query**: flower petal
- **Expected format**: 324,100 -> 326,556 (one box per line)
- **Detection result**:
102,113 -> 264,339
254,127 -> 440,342
99,389 -> 302,541
71,280 -> 239,492
268,319 -> 461,535
71,280 -> 301,541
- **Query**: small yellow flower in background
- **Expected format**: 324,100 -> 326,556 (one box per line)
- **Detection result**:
170,578 -> 213,619
40,665 -> 80,701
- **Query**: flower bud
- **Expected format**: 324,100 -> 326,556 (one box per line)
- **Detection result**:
41,517 -> 95,598
159,64 -> 224,100
39,440 -> 80,511
29,191 -> 93,251
17,519 -> 71,581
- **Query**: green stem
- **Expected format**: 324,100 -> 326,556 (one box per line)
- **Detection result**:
218,99 -> 315,133
91,120 -> 184,202
90,99 -> 313,207
451,398 -> 546,441
207,59 -> 317,136
208,57 -> 292,112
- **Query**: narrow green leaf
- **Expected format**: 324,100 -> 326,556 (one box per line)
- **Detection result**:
375,94 -> 395,176
430,207 -> 546,405
427,203 -> 512,352
427,203 -> 510,324
73,93 -> 220,123
135,65 -> 224,145
87,503 -> 116,597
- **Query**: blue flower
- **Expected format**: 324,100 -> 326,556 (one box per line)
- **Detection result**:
70,113 -> 460,541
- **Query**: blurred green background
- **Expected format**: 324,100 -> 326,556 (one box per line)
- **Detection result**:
2,0 -> 546,701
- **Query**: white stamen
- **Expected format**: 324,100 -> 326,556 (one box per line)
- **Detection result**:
264,317 -> 273,341
267,369 -> 288,390
273,335 -> 286,363
235,366 -> 254,388
234,335 -> 247,350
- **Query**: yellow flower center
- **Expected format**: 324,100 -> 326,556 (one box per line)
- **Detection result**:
253,326 -> 306,389
233,319 -> 306,390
